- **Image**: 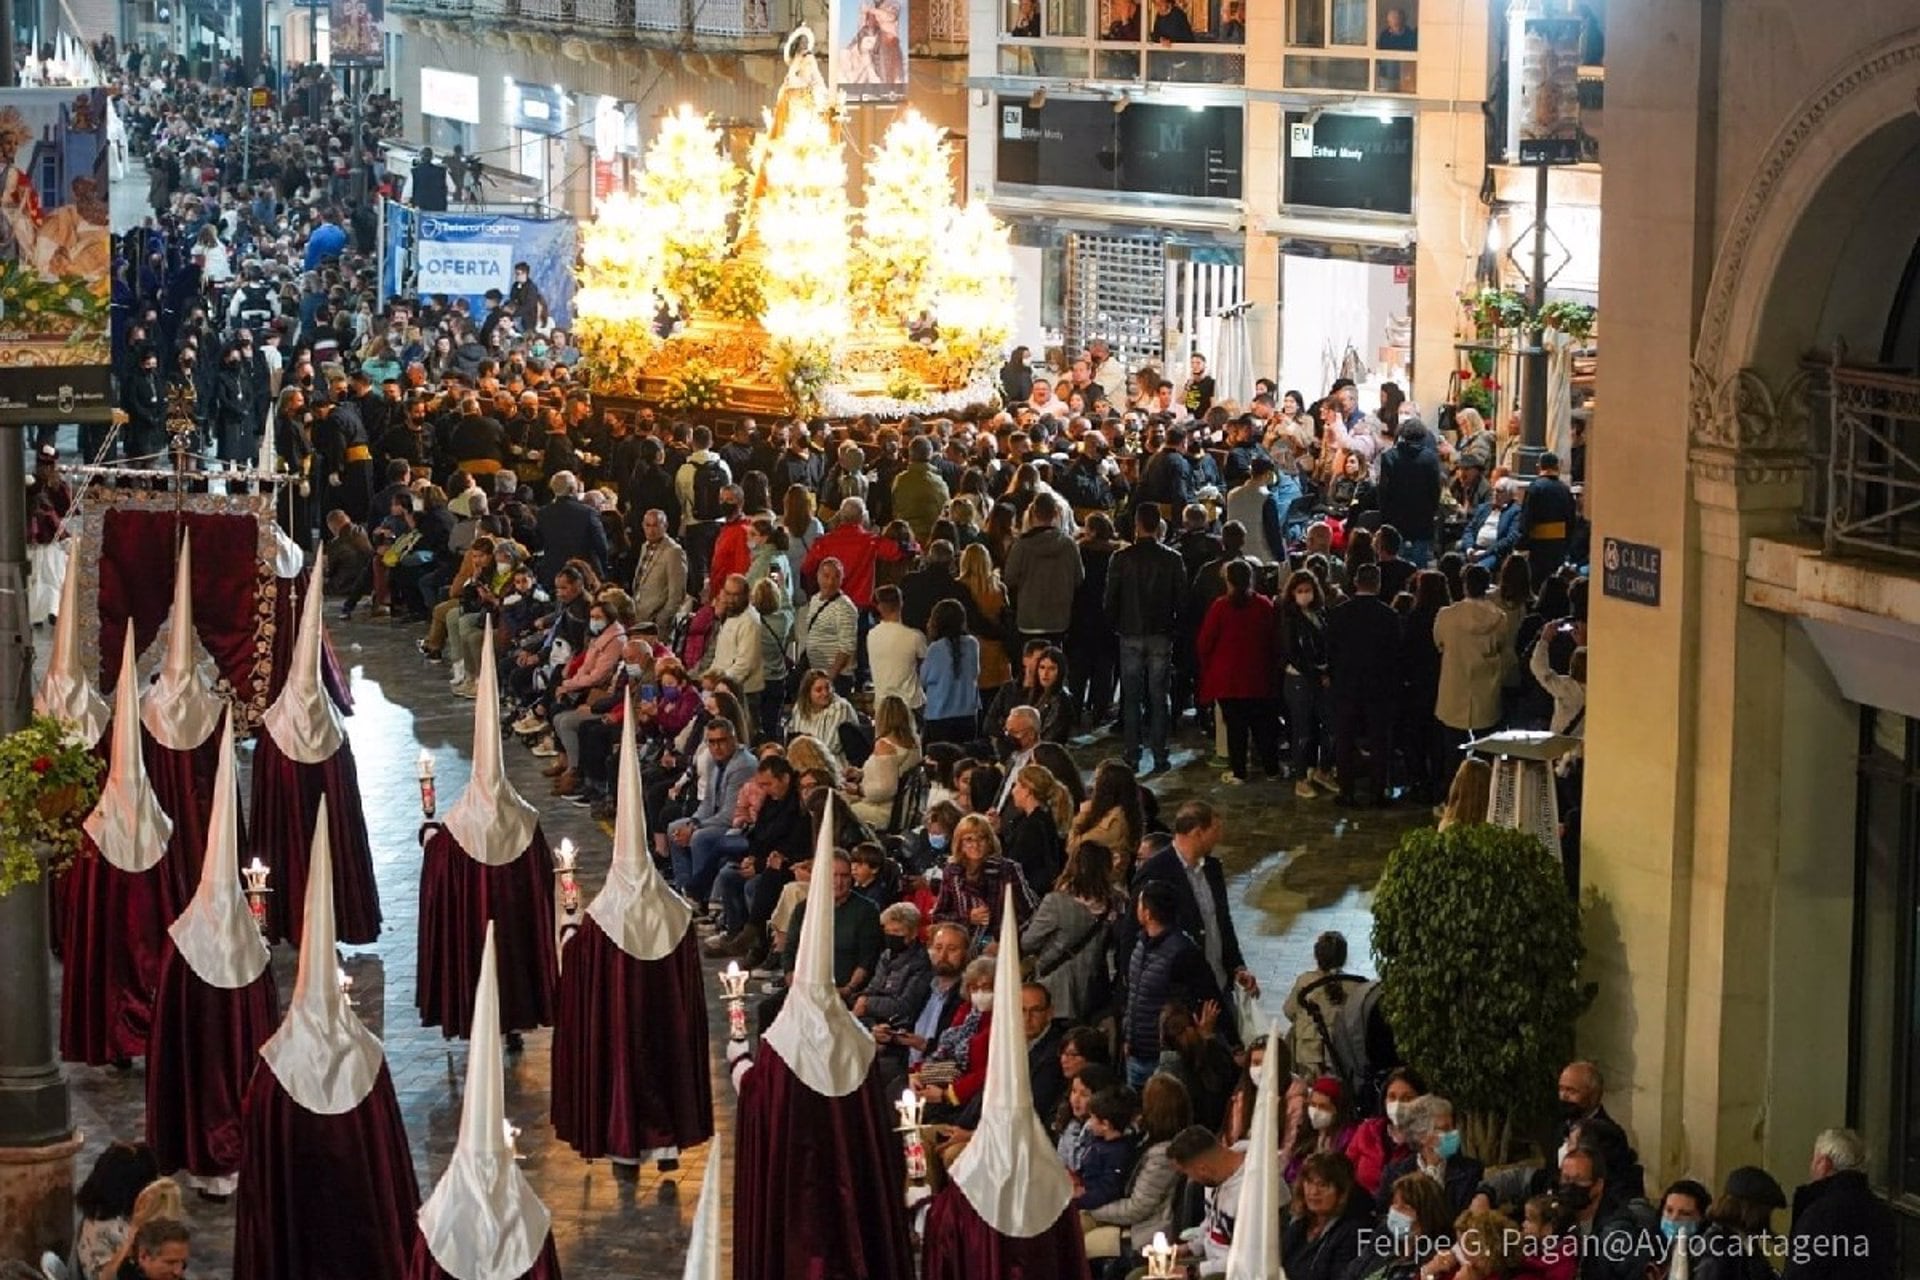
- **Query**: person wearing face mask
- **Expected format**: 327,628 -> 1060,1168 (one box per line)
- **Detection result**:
1347,1171 -> 1454,1279
849,900 -> 933,1034
1347,1066 -> 1428,1197
1379,1094 -> 1483,1220
1418,1209 -> 1522,1280
1285,1075 -> 1359,1183
1670,1167 -> 1787,1280
908,953 -> 996,1122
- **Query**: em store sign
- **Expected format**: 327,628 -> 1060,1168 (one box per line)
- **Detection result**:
1601,537 -> 1661,607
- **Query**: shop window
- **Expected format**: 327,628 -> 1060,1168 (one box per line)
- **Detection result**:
1851,707 -> 1920,1251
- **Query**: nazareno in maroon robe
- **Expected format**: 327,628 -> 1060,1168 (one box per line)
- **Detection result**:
233,1062 -> 421,1280
733,1048 -> 917,1280
415,825 -> 559,1039
549,914 -> 713,1159
144,940 -> 280,1180
404,1229 -> 564,1280
920,1183 -> 1091,1280
143,728 -> 232,909
248,732 -> 383,945
58,835 -> 186,1066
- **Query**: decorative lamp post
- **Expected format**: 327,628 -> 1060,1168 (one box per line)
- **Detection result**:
894,1087 -> 927,1181
241,857 -> 272,934
416,749 -> 436,818
1141,1232 -> 1180,1279
718,960 -> 750,1040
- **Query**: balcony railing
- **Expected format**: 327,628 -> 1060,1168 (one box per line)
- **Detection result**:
518,0 -> 570,23
395,0 -> 781,37
573,0 -> 635,26
1825,366 -> 1920,562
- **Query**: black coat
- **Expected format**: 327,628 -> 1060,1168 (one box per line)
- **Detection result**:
1376,434 -> 1444,543
899,564 -> 966,633
1002,807 -> 1064,892
535,494 -> 610,580
1282,1202 -> 1375,1280
1126,844 -> 1247,1005
1123,927 -> 1221,1063
1326,595 -> 1401,697
1783,1170 -> 1899,1279
122,368 -> 167,455
1379,1152 -> 1485,1218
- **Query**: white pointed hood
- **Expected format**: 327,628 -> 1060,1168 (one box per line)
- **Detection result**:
259,806 -> 385,1114
441,624 -> 539,867
33,558 -> 108,744
418,924 -> 553,1280
82,629 -> 174,874
262,546 -> 345,763
584,701 -> 693,960
949,884 -> 1075,1236
1224,1017 -> 1286,1280
168,709 -> 271,988
762,799 -> 875,1097
681,1140 -> 724,1280
142,531 -> 224,752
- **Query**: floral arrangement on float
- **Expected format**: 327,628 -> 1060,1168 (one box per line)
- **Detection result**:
0,714 -> 105,894
573,27 -> 1013,417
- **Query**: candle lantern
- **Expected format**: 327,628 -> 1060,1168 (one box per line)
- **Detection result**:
894,1087 -> 928,1181
503,1119 -> 523,1159
241,857 -> 272,934
416,749 -> 437,818
1142,1231 -> 1180,1279
553,838 -> 580,916
718,960 -> 750,1040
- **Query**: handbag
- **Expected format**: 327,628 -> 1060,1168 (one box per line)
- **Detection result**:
380,527 -> 420,567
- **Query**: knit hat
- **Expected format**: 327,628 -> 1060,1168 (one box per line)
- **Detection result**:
1311,1075 -> 1344,1104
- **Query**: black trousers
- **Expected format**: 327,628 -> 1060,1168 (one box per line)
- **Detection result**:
577,716 -> 619,788
1219,698 -> 1281,779
1333,693 -> 1396,800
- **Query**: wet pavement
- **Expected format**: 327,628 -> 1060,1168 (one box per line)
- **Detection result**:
43,607 -> 1421,1276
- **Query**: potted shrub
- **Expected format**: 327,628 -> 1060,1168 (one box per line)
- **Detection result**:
0,715 -> 105,895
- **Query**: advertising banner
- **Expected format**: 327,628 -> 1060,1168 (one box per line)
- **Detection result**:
831,0 -> 908,102
1517,17 -> 1583,164
385,206 -> 578,328
330,0 -> 386,66
0,87 -> 112,426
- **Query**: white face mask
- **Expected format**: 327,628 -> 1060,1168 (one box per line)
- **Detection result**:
1249,1063 -> 1265,1087
970,990 -> 994,1013
1308,1105 -> 1336,1132
1386,1100 -> 1408,1127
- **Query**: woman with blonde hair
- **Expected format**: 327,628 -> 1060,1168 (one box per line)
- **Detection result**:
956,541 -> 1013,697
99,1179 -> 185,1279
845,695 -> 923,829
1437,756 -> 1492,829
930,812 -> 1034,935
1003,763 -> 1071,888
785,733 -> 837,779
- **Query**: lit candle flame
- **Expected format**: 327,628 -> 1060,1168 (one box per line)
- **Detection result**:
417,748 -> 435,778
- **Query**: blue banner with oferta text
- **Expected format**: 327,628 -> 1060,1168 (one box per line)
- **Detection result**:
383,204 -> 576,330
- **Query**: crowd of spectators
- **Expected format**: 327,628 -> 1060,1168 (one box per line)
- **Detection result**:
46,45 -> 1896,1280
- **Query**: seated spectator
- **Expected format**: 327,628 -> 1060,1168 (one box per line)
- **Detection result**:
1286,1075 -> 1358,1185
1281,1152 -> 1370,1280
1154,998 -> 1239,1134
1346,1066 -> 1427,1198
1381,1094 -> 1484,1217
1162,1126 -> 1250,1275
910,955 -> 997,1122
1084,1072 -> 1192,1264
1056,1062 -> 1119,1178
788,668 -> 866,769
71,1142 -> 159,1280
844,695 -> 923,830
114,1217 -> 191,1280
1073,1084 -> 1142,1211
930,812 -> 1036,934
1348,1170 -> 1454,1279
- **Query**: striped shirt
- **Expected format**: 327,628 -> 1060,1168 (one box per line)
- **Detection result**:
800,591 -> 859,674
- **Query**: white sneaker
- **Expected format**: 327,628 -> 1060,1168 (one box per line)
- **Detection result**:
529,736 -> 560,758
451,680 -> 477,699
448,661 -> 466,685
512,713 -> 544,735
1220,771 -> 1244,787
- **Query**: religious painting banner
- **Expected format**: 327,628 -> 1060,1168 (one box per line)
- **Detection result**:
0,87 -> 111,426
330,0 -> 386,67
831,0 -> 908,102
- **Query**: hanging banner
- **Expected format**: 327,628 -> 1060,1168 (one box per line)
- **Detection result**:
384,206 -> 578,328
831,0 -> 908,102
1516,17 -> 1583,164
329,0 -> 385,66
0,87 -> 112,425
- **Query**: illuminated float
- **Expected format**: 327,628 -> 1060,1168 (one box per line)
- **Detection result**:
572,27 -> 1014,418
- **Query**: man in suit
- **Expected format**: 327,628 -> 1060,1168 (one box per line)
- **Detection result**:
535,469 -> 610,583
630,508 -> 689,634
1128,800 -> 1259,1044
1326,562 -> 1402,805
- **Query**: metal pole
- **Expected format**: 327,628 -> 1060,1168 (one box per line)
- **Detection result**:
0,427 -> 71,1153
0,0 -> 14,84
1517,161 -> 1550,477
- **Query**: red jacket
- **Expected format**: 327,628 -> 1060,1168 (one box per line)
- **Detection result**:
706,516 -> 751,600
802,522 -> 908,609
947,1009 -> 993,1106
1345,1115 -> 1411,1197
1196,593 -> 1277,703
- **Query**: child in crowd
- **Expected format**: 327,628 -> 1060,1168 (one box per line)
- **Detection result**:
1073,1084 -> 1142,1211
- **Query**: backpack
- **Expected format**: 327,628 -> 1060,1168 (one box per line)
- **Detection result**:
690,457 -> 728,521
236,284 -> 274,325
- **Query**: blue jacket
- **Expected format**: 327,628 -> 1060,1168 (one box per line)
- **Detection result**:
1074,1134 -> 1138,1210
303,221 -> 347,270
921,635 -> 981,721
1459,500 -> 1522,566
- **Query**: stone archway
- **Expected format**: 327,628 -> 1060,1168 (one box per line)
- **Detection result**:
1690,27 -> 1920,459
